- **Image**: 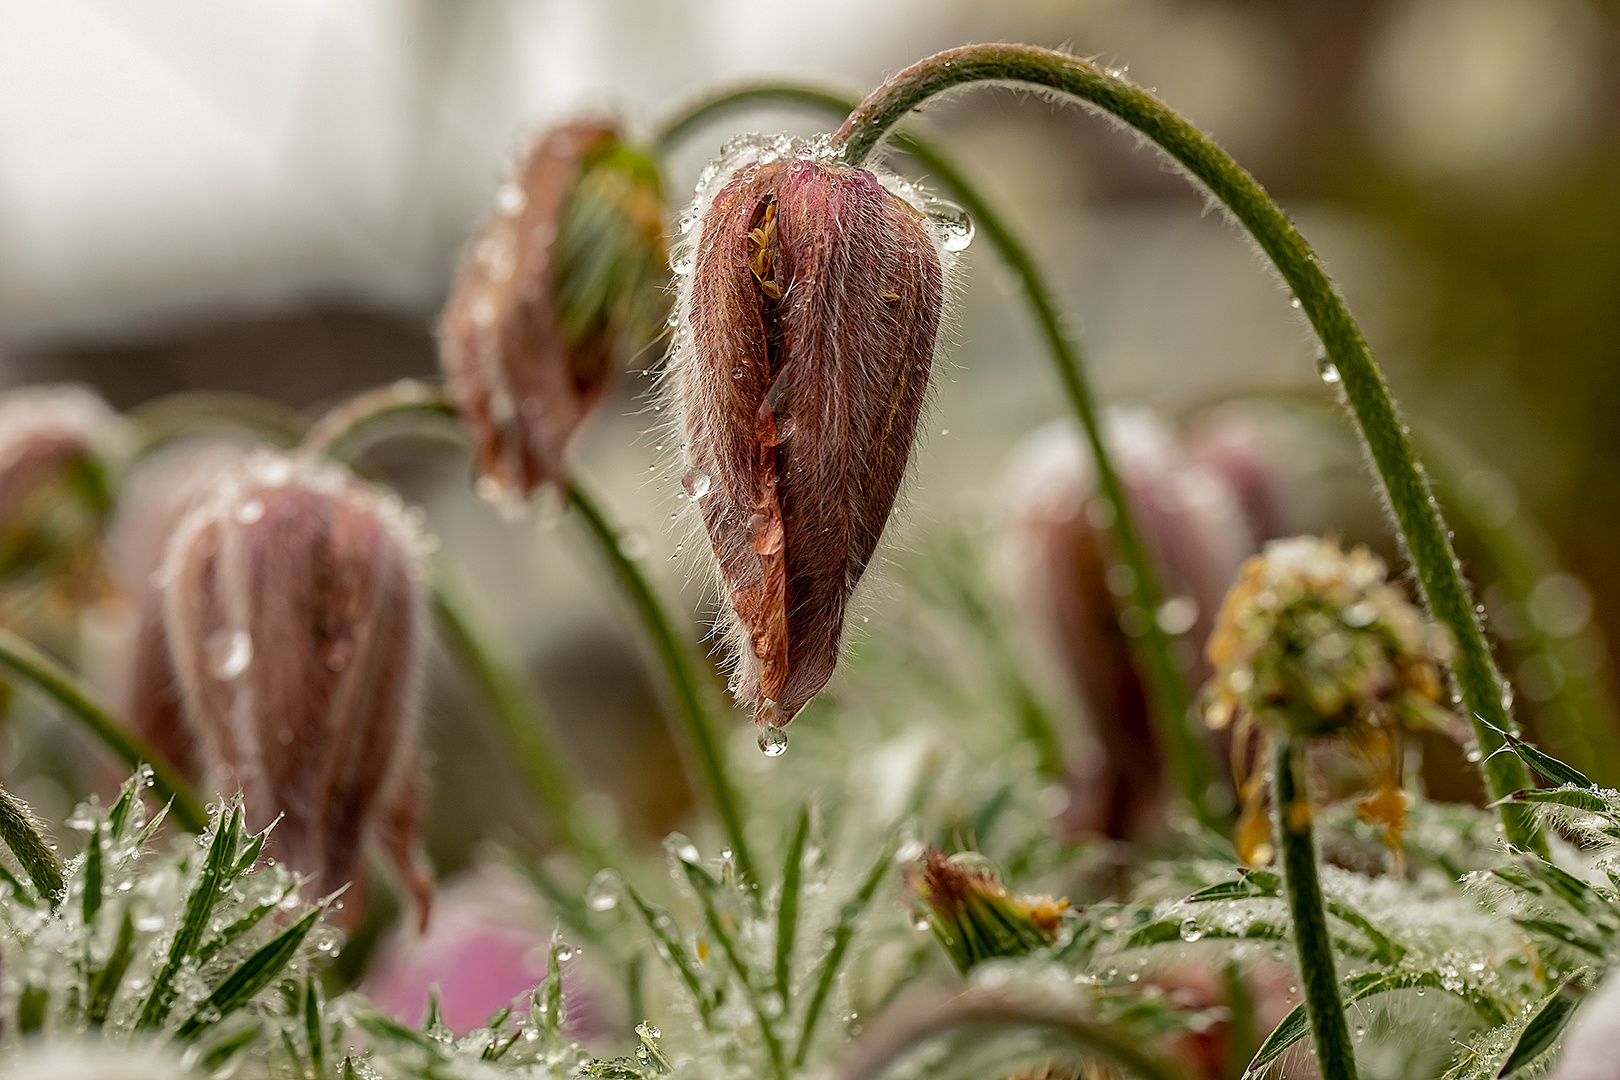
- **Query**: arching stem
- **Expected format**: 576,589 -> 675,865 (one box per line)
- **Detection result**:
829,43 -> 1536,849
654,82 -> 1213,827
0,628 -> 207,833
1274,736 -> 1359,1080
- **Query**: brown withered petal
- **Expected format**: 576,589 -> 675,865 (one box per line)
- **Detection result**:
441,122 -> 665,501
681,156 -> 943,727
161,450 -> 433,925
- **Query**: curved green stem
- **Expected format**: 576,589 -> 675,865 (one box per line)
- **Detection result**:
127,391 -> 307,457
0,782 -> 65,907
1274,737 -> 1358,1080
301,380 -> 460,461
430,563 -> 612,871
829,43 -> 1536,849
0,628 -> 207,833
564,481 -> 757,892
654,81 -> 1214,826
832,988 -> 1193,1080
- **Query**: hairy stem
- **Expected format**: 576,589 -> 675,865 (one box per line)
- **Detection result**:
655,81 -> 1212,824
0,628 -> 207,833
1275,737 -> 1359,1080
127,391 -> 307,457
565,481 -> 758,892
830,43 -> 1535,848
832,988 -> 1192,1080
301,379 -> 460,461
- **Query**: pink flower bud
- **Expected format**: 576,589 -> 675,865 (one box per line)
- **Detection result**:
160,450 -> 434,924
1003,412 -> 1254,838
0,384 -> 125,527
441,122 -> 668,501
94,438 -> 250,782
677,146 -> 945,727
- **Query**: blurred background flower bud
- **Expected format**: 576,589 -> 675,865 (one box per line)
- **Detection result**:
440,122 -> 668,503
0,384 -> 129,653
678,148 -> 945,729
1002,411 -> 1254,841
363,866 -> 614,1041
903,846 -> 1067,973
86,438 -> 249,782
161,449 -> 434,924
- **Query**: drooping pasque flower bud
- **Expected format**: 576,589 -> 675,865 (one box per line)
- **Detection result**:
94,438 -> 248,781
1002,412 -> 1254,839
441,122 -> 668,502
677,141 -> 946,730
903,847 -> 1068,974
0,383 -> 125,528
1203,535 -> 1458,863
161,449 -> 434,924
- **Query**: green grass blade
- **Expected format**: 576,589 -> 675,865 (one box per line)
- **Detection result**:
138,806 -> 243,1029
775,804 -> 810,1008
176,907 -> 321,1040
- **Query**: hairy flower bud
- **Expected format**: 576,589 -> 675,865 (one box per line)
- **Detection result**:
441,122 -> 668,501
903,847 -> 1068,973
161,450 -> 434,923
677,145 -> 945,728
0,383 -> 125,527
96,438 -> 248,780
1003,413 -> 1254,839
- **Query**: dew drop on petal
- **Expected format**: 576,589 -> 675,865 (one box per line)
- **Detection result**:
681,469 -> 712,500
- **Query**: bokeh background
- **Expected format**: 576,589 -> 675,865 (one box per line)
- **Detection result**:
3,0 -> 1618,881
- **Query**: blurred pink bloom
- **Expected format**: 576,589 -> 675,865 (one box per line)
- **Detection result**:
363,870 -> 614,1040
0,383 -> 125,526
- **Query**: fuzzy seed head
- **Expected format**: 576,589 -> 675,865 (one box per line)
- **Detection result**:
441,122 -> 668,502
676,141 -> 945,728
161,449 -> 434,925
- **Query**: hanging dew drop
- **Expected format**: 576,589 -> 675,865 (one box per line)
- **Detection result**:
1316,356 -> 1341,384
758,724 -> 788,757
206,630 -> 253,680
585,869 -> 621,912
926,199 -> 974,252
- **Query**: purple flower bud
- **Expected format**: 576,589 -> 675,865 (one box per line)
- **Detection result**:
677,146 -> 946,727
1002,412 -> 1254,838
95,438 -> 249,782
0,384 -> 125,527
161,450 -> 434,924
441,122 -> 668,502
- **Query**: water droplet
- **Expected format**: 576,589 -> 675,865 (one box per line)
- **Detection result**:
618,530 -> 650,559
682,469 -> 712,500
1290,297 -> 1302,310
555,942 -> 575,962
1156,596 -> 1199,636
926,199 -> 974,252
1317,356 -> 1341,384
134,911 -> 164,933
758,724 -> 788,757
1465,746 -> 1483,763
1179,917 -> 1203,942
586,868 -> 622,912
234,498 -> 264,525
495,182 -> 526,216
206,630 -> 253,680
636,1021 -> 661,1039
663,832 -> 701,864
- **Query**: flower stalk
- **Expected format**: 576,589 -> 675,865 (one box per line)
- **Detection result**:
0,626 -> 207,833
1274,735 -> 1359,1080
828,43 -> 1535,849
